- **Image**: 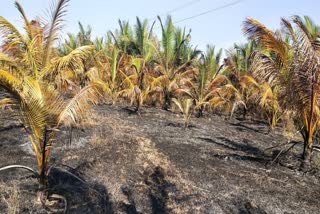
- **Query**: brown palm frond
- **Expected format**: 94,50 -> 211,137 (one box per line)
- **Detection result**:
249,51 -> 279,84
293,16 -> 320,56
281,17 -> 296,43
243,17 -> 288,62
239,75 -> 259,89
57,81 -> 103,126
0,97 -> 16,107
207,75 -> 226,92
49,45 -> 94,77
14,1 -> 33,41
224,57 -> 239,74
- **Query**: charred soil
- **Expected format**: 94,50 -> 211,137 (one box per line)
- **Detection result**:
0,104 -> 320,213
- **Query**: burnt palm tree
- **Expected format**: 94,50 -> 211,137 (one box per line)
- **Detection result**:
0,0 -> 103,192
243,16 -> 320,169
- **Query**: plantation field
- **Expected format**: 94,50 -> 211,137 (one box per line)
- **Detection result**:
1,105 -> 319,213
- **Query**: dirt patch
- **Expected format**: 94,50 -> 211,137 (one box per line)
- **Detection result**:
0,104 -> 320,213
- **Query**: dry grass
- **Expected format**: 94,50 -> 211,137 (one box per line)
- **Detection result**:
0,182 -> 20,214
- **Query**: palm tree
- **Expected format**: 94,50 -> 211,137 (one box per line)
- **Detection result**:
58,22 -> 96,88
109,19 -> 137,55
186,45 -> 226,117
172,97 -> 193,128
118,56 -> 150,112
243,16 -> 320,169
224,41 -> 260,119
133,17 -> 155,60
0,0 -> 103,191
150,16 -> 199,110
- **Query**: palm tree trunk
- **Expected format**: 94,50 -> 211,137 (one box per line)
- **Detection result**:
301,78 -> 316,171
162,87 -> 171,110
242,105 -> 247,120
301,135 -> 313,171
39,127 -> 48,191
196,105 -> 204,118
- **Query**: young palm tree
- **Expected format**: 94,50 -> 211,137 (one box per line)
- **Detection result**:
57,22 -> 97,89
118,56 -> 151,112
172,97 -> 193,128
186,45 -> 227,117
150,16 -> 199,110
243,16 -> 320,169
0,0 -> 103,190
133,17 -> 156,60
224,41 -> 260,119
109,19 -> 134,54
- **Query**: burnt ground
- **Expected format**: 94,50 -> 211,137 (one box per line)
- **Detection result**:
0,104 -> 320,213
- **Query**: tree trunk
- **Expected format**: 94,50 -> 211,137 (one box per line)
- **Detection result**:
242,105 -> 247,120
301,132 -> 313,172
68,126 -> 73,147
162,88 -> 171,110
196,106 -> 204,118
301,143 -> 312,172
40,127 -> 48,194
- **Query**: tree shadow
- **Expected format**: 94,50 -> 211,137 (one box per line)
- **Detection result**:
166,122 -> 196,128
47,167 -> 114,214
119,185 -> 141,214
217,137 -> 265,157
198,136 -> 270,164
144,166 -> 177,214
234,198 -> 267,214
230,122 -> 269,135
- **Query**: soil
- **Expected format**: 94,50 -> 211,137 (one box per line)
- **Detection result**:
0,104 -> 320,213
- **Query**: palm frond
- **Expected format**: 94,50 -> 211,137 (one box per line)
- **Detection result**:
57,81 -> 103,126
158,15 -> 175,69
57,45 -> 93,70
0,69 -> 22,95
248,51 -> 278,84
0,16 -> 26,51
14,1 -> 33,41
243,17 -> 288,62
293,15 -> 320,55
43,0 -> 70,67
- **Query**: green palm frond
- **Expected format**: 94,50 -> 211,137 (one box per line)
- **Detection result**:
43,0 -> 70,67
158,15 -> 175,70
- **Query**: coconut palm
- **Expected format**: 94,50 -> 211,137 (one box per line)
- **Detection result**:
133,17 -> 155,60
117,56 -> 151,112
224,41 -> 260,119
185,45 -> 227,117
0,0 -> 103,191
150,16 -> 199,110
172,97 -> 193,128
109,19 -> 134,54
92,44 -> 130,103
57,22 -> 97,88
243,16 -> 320,169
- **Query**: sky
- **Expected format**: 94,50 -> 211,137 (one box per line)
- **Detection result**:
1,0 -> 320,51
